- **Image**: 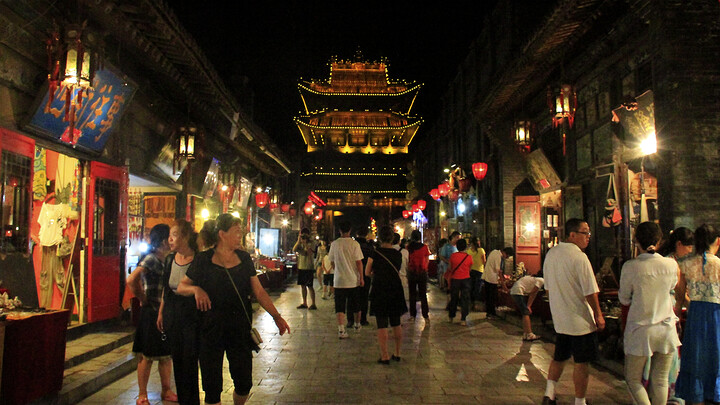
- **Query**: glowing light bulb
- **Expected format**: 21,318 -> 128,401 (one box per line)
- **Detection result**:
201,209 -> 210,219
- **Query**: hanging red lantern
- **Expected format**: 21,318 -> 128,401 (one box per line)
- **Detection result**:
472,162 -> 488,181
448,190 -> 460,202
429,188 -> 440,200
269,202 -> 278,211
417,200 -> 426,211
438,182 -> 450,197
281,203 -> 290,213
255,192 -> 269,208
412,204 -> 418,212
289,208 -> 297,217
402,210 -> 411,219
314,209 -> 323,221
303,201 -> 314,215
547,84 -> 577,128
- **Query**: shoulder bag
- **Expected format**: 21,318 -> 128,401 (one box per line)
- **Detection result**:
221,256 -> 263,353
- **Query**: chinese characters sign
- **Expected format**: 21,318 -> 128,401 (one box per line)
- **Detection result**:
26,68 -> 136,153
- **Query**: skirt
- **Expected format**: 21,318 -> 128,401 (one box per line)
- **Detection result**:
132,305 -> 171,360
675,300 -> 720,403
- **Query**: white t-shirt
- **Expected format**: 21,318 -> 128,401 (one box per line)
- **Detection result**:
322,255 -> 333,274
510,276 -> 544,296
328,237 -> 364,288
38,202 -> 71,246
482,250 -> 503,284
544,242 -> 600,336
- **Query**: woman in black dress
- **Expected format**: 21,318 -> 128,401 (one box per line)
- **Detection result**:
365,225 -> 408,364
177,214 -> 290,405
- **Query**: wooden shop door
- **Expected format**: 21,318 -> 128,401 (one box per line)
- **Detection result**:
86,161 -> 127,322
515,195 -> 542,274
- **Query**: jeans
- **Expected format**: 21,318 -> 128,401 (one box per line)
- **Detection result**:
448,278 -> 471,320
470,271 -> 484,303
407,272 -> 429,318
484,282 -> 498,316
625,352 -> 674,405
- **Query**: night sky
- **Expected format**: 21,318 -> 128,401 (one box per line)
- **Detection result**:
172,2 -> 496,161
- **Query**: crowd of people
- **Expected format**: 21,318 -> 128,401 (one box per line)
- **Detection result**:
126,215 -> 720,405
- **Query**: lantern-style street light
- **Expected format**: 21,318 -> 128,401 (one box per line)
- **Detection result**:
548,84 -> 578,128
429,188 -> 440,201
513,120 -> 533,152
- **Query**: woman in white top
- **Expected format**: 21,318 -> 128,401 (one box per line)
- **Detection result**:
619,221 -> 680,405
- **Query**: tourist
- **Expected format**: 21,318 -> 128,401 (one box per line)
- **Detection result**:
177,213 -> 290,405
675,224 -> 720,405
468,236 -> 486,311
157,219 -> 199,405
447,238 -> 473,325
438,231 -> 460,290
619,222 -> 680,405
355,226 -> 374,327
328,221 -> 365,338
365,225 -> 407,364
126,224 -> 177,405
435,238 -> 448,287
315,239 -> 328,295
393,234 -> 409,294
510,273 -> 544,341
321,244 -> 334,299
542,218 -> 604,405
663,226 -> 695,260
293,228 -> 317,310
196,219 -> 217,252
407,230 -> 431,321
482,246 -> 513,319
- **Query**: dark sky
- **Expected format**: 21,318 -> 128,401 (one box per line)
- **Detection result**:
172,2 -> 496,160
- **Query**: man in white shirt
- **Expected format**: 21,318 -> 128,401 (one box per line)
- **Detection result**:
328,221 -> 364,339
482,247 -> 513,318
542,219 -> 605,405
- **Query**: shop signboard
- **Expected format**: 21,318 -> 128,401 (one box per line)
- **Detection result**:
525,149 -> 562,193
25,66 -> 137,154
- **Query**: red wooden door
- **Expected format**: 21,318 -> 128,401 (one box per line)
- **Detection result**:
515,195 -> 542,274
87,161 -> 127,322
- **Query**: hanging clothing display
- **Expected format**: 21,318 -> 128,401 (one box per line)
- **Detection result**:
33,147 -> 47,201
55,154 -> 81,211
39,245 -> 65,308
38,202 -> 73,246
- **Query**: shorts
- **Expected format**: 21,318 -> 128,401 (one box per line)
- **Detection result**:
511,294 -> 530,316
323,273 -> 334,286
334,287 -> 358,314
553,332 -> 599,364
376,315 -> 401,329
297,269 -> 314,287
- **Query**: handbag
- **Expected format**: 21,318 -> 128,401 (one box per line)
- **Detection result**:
602,175 -> 622,228
222,265 -> 263,352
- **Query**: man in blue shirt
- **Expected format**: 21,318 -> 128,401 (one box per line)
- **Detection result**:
438,231 -> 460,291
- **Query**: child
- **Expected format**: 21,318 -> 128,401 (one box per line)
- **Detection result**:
321,253 -> 334,299
510,273 -> 544,341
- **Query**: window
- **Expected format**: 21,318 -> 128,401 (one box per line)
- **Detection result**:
0,150 -> 32,253
93,178 -> 119,256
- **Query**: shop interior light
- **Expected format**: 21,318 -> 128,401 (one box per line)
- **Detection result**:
231,211 -> 240,218
525,222 -> 536,233
139,242 -> 149,253
457,198 -> 466,214
440,210 -> 447,217
221,185 -> 228,191
201,208 -> 210,219
640,132 -> 657,155
281,219 -> 289,226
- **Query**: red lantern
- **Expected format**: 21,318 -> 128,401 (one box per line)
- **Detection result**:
289,208 -> 297,217
429,188 -> 440,200
314,209 -> 323,221
402,210 -> 411,219
417,200 -> 426,211
438,182 -> 450,197
269,202 -> 278,211
448,190 -> 459,202
472,162 -> 488,181
412,204 -> 418,212
281,203 -> 290,213
303,201 -> 314,215
255,192 -> 269,208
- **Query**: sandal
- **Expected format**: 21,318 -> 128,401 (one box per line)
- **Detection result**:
136,395 -> 150,405
162,391 -> 179,402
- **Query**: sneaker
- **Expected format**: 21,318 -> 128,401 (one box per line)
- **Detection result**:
353,323 -> 362,331
460,320 -> 467,326
338,330 -> 349,339
309,304 -> 317,310
541,396 -> 557,405
297,304 -> 308,309
523,333 -> 540,341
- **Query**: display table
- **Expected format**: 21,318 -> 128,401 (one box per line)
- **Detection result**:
0,309 -> 69,405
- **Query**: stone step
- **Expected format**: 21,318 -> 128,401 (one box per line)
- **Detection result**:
58,342 -> 138,405
64,328 -> 135,369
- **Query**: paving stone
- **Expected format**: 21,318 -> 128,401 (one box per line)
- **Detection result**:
76,281 -> 632,404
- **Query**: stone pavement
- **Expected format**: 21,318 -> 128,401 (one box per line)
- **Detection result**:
77,281 -> 632,404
